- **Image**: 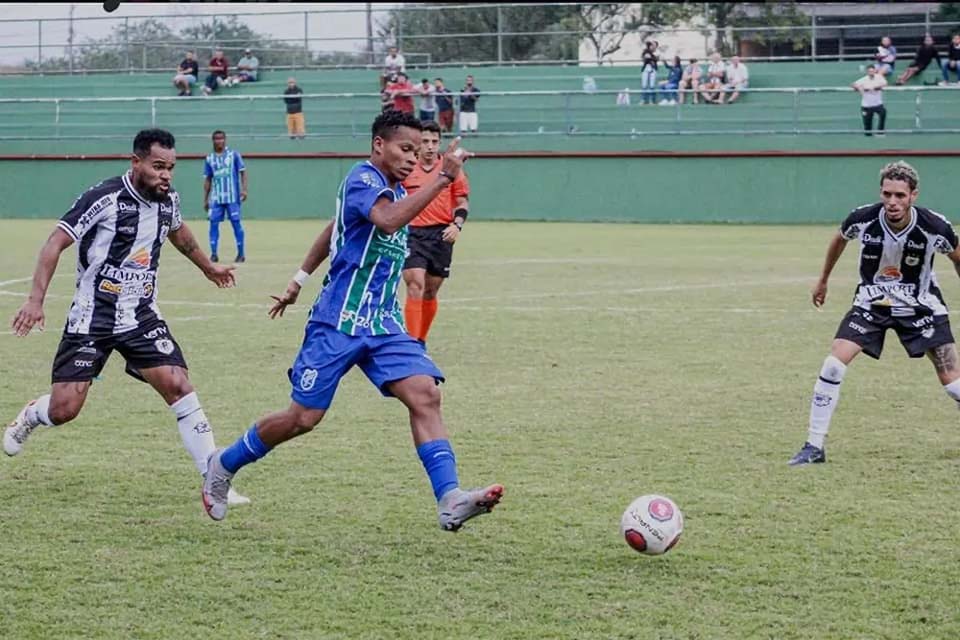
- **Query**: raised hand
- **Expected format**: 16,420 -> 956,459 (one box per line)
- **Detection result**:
268,281 -> 301,319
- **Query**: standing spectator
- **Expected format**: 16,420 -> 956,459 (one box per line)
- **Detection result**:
459,75 -> 480,134
417,77 -> 437,122
874,36 -> 897,77
724,55 -> 750,104
945,33 -> 960,84
700,52 -> 727,104
434,77 -> 455,132
201,49 -> 229,96
853,64 -> 887,137
896,34 -> 942,85
381,45 -> 406,90
203,130 -> 248,263
678,58 -> 702,105
658,55 -> 683,105
226,48 -> 259,86
172,51 -> 198,96
387,71 -> 415,114
284,77 -> 306,140
640,41 -> 659,105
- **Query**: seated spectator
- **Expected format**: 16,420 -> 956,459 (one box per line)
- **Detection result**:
896,35 -> 942,85
417,77 -> 437,122
381,45 -> 405,90
677,58 -> 702,105
944,33 -> 960,84
172,51 -> 198,97
700,52 -> 726,104
226,48 -> 259,86
386,71 -> 415,114
874,36 -> 897,77
202,49 -> 229,96
723,56 -> 749,103
658,55 -> 683,105
434,77 -> 454,132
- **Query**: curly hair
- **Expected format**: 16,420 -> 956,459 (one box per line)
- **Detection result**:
133,129 -> 176,157
879,161 -> 919,190
372,110 -> 422,141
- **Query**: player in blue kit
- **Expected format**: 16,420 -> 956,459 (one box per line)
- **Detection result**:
203,130 -> 247,263
201,111 -> 503,530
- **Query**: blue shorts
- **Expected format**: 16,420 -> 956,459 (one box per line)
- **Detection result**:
209,202 -> 241,223
289,322 -> 445,410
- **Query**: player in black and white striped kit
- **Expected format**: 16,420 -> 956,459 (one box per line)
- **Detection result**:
790,161 -> 960,465
5,129 -> 249,507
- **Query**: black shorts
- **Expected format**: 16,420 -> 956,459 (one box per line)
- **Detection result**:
834,307 -> 954,360
52,320 -> 188,384
404,224 -> 454,278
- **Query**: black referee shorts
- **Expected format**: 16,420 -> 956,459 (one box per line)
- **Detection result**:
404,224 -> 454,278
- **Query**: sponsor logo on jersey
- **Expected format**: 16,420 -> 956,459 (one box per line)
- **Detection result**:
912,315 -> 935,328
862,233 -> 884,245
904,255 -> 921,267
848,321 -> 868,334
907,240 -> 926,250
73,359 -> 94,368
143,325 -> 168,340
117,225 -> 136,234
98,279 -> 154,298
126,247 -> 151,269
159,203 -> 173,215
118,201 -> 138,213
874,266 -> 902,283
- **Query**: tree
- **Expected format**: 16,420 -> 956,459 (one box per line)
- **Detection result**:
567,3 -> 695,66
936,3 -> 960,24
698,2 -> 811,56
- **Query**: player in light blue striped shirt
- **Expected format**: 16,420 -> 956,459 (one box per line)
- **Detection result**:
203,130 -> 247,263
202,111 -> 504,531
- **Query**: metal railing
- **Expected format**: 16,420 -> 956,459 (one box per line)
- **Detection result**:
0,86 -> 956,140
0,3 -> 957,73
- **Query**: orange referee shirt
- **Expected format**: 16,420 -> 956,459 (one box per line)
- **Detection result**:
403,158 -> 470,227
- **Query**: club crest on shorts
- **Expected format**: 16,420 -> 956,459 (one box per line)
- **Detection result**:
300,368 -> 318,391
922,326 -> 935,339
154,339 -> 174,355
648,497 -> 675,522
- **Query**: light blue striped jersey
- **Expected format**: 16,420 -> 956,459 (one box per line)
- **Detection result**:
203,147 -> 245,205
310,161 -> 408,336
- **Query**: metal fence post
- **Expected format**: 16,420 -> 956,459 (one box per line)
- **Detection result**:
792,88 -> 800,134
151,98 -> 156,127
810,14 -> 817,62
124,17 -> 130,72
497,5 -> 503,66
37,20 -> 42,71
142,47 -> 147,72
304,12 -> 309,68
55,99 -> 60,138
914,91 -> 922,130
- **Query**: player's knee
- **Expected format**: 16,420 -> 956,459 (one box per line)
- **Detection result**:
406,281 -> 425,298
290,408 -> 324,435
48,399 -> 82,425
408,382 -> 442,414
820,355 -> 848,384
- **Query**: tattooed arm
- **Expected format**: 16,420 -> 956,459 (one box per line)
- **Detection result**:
168,222 -> 236,288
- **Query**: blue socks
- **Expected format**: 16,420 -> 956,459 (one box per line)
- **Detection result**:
230,218 -> 245,257
209,220 -> 220,256
416,439 -> 459,501
220,425 -> 272,474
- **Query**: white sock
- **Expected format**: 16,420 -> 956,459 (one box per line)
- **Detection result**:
25,394 -> 54,427
170,392 -> 216,475
808,355 -> 847,449
943,379 -> 960,409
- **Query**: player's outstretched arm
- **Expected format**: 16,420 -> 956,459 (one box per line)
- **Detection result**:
269,220 -> 334,319
369,137 -> 471,235
169,222 -> 236,289
11,227 -> 74,336
812,231 -> 848,308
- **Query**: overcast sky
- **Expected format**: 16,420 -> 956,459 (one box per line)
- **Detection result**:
0,2 -> 402,65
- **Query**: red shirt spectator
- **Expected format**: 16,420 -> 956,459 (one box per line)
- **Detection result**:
387,73 -> 415,114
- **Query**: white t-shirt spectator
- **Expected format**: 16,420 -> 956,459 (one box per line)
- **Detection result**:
707,61 -> 726,83
418,84 -> 436,112
726,62 -> 749,86
854,74 -> 886,108
384,53 -> 406,75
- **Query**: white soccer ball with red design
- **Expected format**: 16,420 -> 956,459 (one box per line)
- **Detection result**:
620,494 -> 683,555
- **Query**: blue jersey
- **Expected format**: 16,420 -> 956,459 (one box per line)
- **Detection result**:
203,147 -> 245,205
310,161 -> 408,336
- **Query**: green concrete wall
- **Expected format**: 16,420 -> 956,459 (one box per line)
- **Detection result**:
2,155 -> 957,223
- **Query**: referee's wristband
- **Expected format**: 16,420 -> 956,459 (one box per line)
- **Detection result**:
292,269 -> 310,287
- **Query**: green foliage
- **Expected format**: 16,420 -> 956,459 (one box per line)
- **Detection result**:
700,2 -> 811,56
569,3 -> 698,65
936,2 -> 960,24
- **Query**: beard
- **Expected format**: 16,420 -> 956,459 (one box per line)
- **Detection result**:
135,175 -> 168,202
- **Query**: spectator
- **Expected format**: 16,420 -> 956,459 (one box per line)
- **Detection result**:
459,74 -> 480,134
226,48 -> 259,86
417,77 -> 437,122
434,77 -> 455,132
284,77 -> 306,140
201,49 -> 229,96
853,64 -> 887,137
700,52 -> 726,104
640,41 -> 659,105
677,58 -> 702,105
387,71 -> 415,114
945,33 -> 960,84
896,34 -> 942,85
874,36 -> 897,77
172,51 -> 198,97
658,55 -> 683,105
382,45 -> 406,90
724,55 -> 750,104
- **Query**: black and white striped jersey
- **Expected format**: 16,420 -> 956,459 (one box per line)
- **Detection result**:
57,171 -> 183,336
840,203 -> 958,316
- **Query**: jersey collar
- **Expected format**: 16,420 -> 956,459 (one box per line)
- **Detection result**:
122,170 -> 152,207
880,206 -> 916,238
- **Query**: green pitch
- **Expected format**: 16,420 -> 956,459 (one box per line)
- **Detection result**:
1,220 -> 958,639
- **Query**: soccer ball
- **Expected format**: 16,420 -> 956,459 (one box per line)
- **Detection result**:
620,494 -> 683,555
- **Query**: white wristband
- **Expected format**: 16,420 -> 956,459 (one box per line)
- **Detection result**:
293,269 -> 310,287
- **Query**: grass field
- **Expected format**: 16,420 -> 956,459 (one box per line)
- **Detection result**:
1,220 -> 959,639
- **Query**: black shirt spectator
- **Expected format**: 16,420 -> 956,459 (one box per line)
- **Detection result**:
180,57 -> 199,78
284,84 -> 303,114
460,79 -> 480,113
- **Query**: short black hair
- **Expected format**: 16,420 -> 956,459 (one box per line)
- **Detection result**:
421,120 -> 442,136
372,110 -> 422,141
212,130 -> 226,139
133,129 -> 175,157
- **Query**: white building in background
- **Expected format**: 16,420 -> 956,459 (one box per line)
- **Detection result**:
578,19 -> 710,67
